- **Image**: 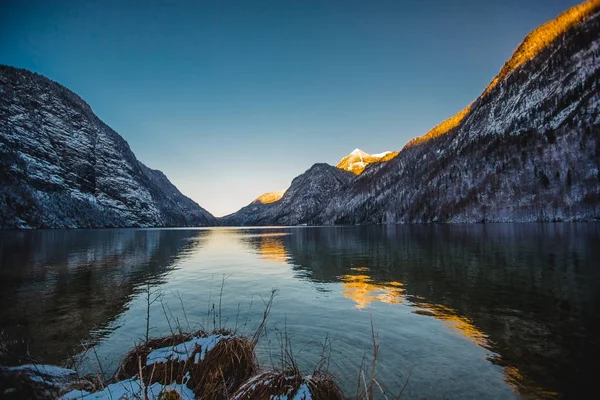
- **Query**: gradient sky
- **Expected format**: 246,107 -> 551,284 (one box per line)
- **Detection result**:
1,0 -> 582,216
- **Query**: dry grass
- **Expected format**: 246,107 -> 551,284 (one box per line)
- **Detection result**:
115,331 -> 200,381
158,389 -> 183,400
305,371 -> 345,400
232,369 -> 343,400
187,335 -> 257,399
114,329 -> 257,399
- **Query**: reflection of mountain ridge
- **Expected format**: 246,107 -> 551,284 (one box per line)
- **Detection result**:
341,268 -> 404,309
0,229 -> 206,365
280,225 -> 600,399
236,232 -> 291,264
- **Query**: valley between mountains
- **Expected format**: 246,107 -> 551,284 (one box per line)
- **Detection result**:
1,0 -> 600,228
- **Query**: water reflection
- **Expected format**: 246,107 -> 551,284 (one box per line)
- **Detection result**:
277,224 -> 600,399
411,302 -> 489,348
0,229 -> 206,365
238,232 -> 290,264
341,267 -> 404,309
1,225 -> 598,399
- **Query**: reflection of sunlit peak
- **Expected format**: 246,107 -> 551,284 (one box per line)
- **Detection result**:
253,190 -> 286,204
376,291 -> 402,305
341,272 -> 404,309
502,364 -> 559,399
258,237 -> 288,264
350,266 -> 369,272
412,302 -> 489,348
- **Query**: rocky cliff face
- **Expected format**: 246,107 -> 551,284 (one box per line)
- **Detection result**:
226,0 -> 600,226
254,190 -> 286,204
221,149 -> 398,226
0,66 -> 217,228
317,1 -> 600,224
221,163 -> 354,226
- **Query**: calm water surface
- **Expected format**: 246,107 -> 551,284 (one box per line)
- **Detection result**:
1,225 -> 599,399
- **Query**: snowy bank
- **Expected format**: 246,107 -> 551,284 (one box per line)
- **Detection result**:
1,330 -> 343,399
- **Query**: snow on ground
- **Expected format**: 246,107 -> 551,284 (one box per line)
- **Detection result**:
1,364 -> 78,398
7,364 -> 77,378
145,334 -> 231,366
60,378 -> 195,400
266,382 -> 312,400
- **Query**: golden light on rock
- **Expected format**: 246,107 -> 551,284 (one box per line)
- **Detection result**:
403,105 -> 472,149
484,0 -> 600,97
336,149 -> 399,175
254,190 -> 286,204
404,0 -> 600,150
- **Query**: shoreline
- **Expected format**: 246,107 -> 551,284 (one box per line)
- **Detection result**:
0,329 -> 345,400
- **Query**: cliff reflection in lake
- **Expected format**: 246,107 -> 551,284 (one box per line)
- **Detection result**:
239,232 -> 290,264
0,229 -> 207,365
0,225 -> 598,399
274,224 -> 600,399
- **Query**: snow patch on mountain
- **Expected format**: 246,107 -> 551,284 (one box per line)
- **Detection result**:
336,148 -> 399,175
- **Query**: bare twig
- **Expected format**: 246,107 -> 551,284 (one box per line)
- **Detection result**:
144,284 -> 162,343
394,368 -> 413,400
161,300 -> 175,336
218,274 -> 226,330
313,333 -> 332,374
369,317 -> 379,400
138,355 -> 148,400
174,290 -> 191,332
251,288 -> 276,346
207,274 -> 215,331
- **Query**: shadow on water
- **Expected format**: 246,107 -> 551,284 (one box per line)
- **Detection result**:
243,224 -> 600,399
0,228 -> 207,366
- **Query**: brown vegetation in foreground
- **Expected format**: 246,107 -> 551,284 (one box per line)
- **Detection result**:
116,329 -> 257,399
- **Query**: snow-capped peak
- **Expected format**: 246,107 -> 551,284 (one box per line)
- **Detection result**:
371,151 -> 392,158
337,149 -> 399,175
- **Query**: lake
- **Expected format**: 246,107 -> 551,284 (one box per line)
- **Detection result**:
1,224 -> 599,399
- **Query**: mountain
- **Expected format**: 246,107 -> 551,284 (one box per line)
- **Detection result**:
254,190 -> 286,204
221,0 -> 600,226
0,66 -> 217,229
336,148 -> 399,175
221,148 -> 399,226
221,164 -> 354,226
315,0 -> 600,224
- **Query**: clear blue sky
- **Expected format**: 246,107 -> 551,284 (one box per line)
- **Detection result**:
1,0 -> 581,216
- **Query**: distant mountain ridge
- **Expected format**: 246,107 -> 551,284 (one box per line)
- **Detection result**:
315,0 -> 600,224
2,0 -> 599,229
221,163 -> 355,226
222,0 -> 600,226
0,65 -> 217,228
253,190 -> 286,204
405,0 -> 600,149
